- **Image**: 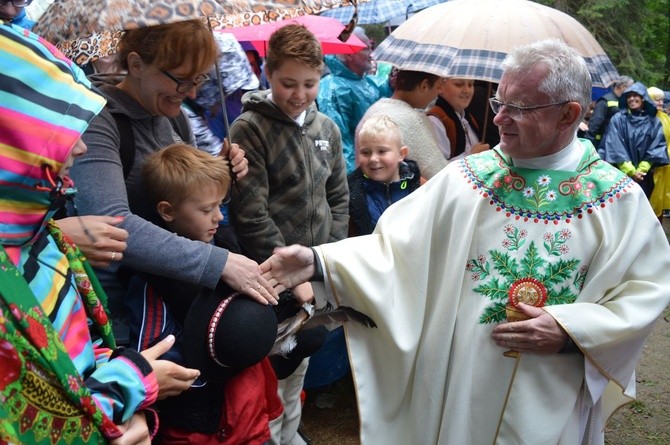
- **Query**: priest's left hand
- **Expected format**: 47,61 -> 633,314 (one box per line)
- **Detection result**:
491,303 -> 569,354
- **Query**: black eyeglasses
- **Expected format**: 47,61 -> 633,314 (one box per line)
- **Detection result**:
0,0 -> 32,6
160,70 -> 210,94
489,98 -> 569,121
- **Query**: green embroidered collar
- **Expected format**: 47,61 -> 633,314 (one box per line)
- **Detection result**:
460,143 -> 632,223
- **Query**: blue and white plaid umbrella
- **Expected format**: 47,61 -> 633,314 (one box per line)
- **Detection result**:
372,0 -> 619,87
320,0 -> 446,25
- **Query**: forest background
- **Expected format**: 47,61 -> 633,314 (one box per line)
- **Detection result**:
365,0 -> 670,90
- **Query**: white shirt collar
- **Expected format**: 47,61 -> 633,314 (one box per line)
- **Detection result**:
512,137 -> 583,171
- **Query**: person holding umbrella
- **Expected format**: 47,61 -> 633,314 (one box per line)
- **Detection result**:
70,20 -> 278,343
261,39 -> 670,444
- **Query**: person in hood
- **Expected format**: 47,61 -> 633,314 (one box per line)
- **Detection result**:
317,27 -> 392,173
599,82 -> 669,197
229,23 -> 349,445
0,23 -> 196,444
647,86 -> 670,220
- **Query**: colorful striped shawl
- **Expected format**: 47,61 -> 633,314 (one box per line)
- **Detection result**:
0,23 -> 105,247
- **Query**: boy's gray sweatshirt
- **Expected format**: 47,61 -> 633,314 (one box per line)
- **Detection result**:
71,75 -> 228,342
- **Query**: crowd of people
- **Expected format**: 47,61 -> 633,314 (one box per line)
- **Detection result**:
2,2 -> 670,445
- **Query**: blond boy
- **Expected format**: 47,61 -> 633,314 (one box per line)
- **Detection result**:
349,115 -> 421,236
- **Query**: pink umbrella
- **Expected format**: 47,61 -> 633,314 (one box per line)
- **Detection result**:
219,14 -> 366,57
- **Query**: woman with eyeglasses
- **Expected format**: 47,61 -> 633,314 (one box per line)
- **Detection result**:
0,0 -> 35,29
71,20 -> 279,347
69,20 -> 287,443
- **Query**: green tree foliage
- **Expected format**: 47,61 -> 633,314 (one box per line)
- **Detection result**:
540,0 -> 670,89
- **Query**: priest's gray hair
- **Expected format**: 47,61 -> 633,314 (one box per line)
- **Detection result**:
502,39 -> 592,120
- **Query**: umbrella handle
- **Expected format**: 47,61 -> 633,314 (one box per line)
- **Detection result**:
206,17 -> 232,144
482,82 -> 492,143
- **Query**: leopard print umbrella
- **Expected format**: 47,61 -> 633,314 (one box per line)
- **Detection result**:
33,0 -> 363,65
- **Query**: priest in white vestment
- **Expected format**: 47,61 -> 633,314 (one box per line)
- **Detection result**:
261,39 -> 670,445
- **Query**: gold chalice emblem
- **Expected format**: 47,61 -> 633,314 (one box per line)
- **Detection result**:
504,277 -> 547,358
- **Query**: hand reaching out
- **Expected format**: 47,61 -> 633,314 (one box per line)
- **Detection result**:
140,335 -> 200,400
221,252 -> 278,305
260,244 -> 316,293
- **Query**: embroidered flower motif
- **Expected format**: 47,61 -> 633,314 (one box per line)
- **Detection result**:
465,256 -> 490,280
573,264 -> 589,288
469,227 -> 582,324
80,395 -> 97,415
0,339 -> 21,391
68,374 -> 80,393
90,303 -> 109,326
26,315 -> 49,350
463,147 -> 631,222
502,225 -> 527,251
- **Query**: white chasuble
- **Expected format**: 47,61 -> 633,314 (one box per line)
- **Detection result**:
316,141 -> 670,445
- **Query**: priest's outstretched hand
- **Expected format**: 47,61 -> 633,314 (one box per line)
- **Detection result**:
260,244 -> 317,293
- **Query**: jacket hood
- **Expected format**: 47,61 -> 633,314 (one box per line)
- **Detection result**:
241,89 -> 318,125
619,82 -> 658,116
0,24 -> 105,246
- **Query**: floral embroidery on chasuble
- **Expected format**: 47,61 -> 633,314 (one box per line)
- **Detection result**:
460,144 -> 632,324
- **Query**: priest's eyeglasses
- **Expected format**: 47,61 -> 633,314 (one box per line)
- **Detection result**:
0,0 -> 33,6
489,98 -> 569,120
161,70 -> 210,94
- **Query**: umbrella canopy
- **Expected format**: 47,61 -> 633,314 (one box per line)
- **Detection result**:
32,0 -> 362,65
320,0 -> 445,25
372,0 -> 619,87
219,14 -> 365,57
